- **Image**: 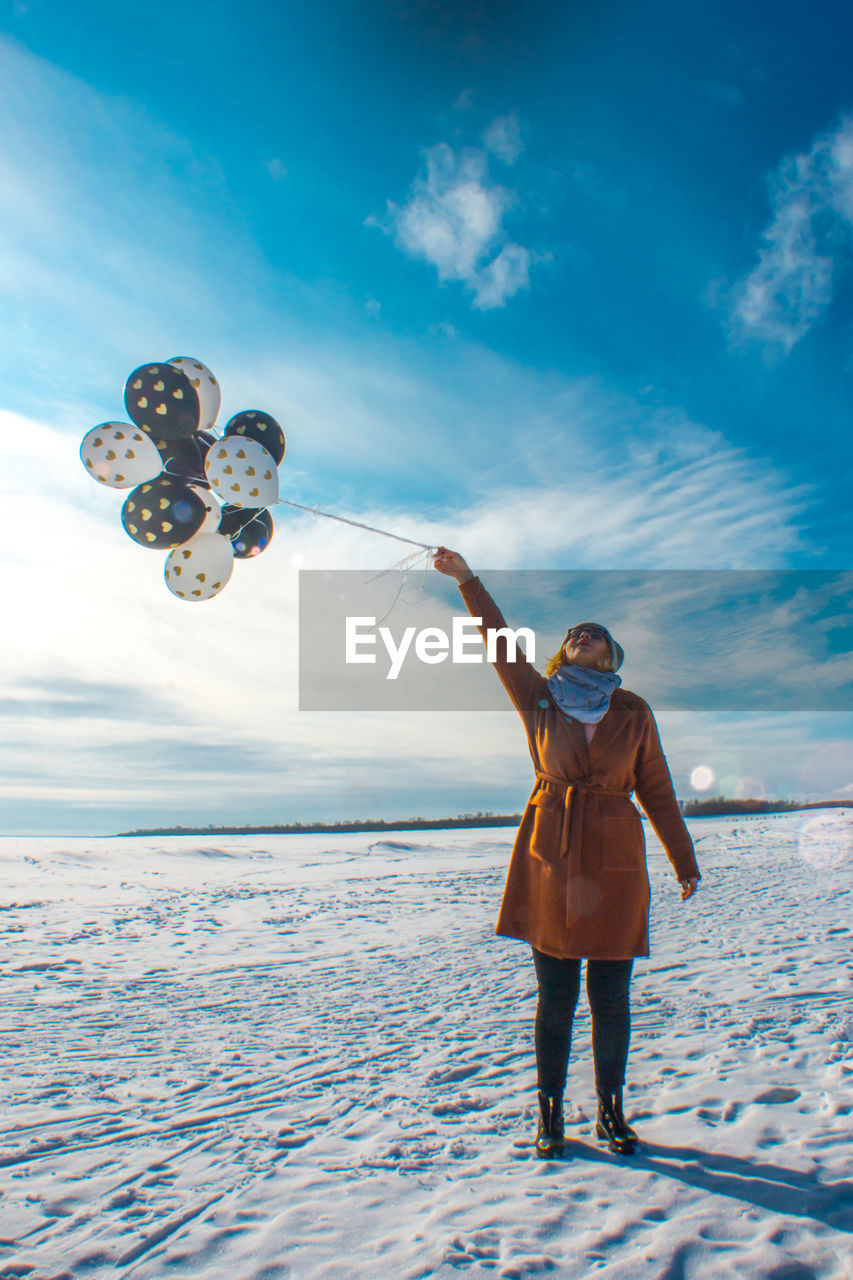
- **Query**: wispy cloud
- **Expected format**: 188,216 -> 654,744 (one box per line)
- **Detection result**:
730,114 -> 853,352
482,113 -> 523,165
373,121 -> 537,309
0,39 -> 839,829
428,427 -> 809,571
264,157 -> 288,181
1,365 -> 813,830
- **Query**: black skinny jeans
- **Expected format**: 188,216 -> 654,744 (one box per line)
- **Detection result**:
532,948 -> 633,1099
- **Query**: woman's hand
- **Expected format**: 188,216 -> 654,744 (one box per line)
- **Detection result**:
433,546 -> 475,583
679,878 -> 699,901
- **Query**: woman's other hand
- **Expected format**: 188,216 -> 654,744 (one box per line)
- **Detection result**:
679,878 -> 699,901
433,546 -> 475,583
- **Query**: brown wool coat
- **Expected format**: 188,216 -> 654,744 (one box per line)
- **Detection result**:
458,576 -> 700,960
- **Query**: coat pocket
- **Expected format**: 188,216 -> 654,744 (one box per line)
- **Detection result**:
527,789 -> 565,864
598,812 -> 645,870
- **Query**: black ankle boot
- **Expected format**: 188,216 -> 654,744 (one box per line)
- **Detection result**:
595,1088 -> 638,1154
535,1091 -> 565,1158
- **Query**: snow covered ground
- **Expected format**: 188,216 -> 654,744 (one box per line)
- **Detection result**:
0,810 -> 851,1279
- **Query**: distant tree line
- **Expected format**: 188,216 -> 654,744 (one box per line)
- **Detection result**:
115,812 -> 524,837
116,798 -> 851,837
679,796 -> 852,817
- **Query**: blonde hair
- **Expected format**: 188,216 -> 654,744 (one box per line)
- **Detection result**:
545,646 -> 566,678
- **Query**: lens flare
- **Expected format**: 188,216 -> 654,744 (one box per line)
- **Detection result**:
172,500 -> 194,523
796,811 -> 853,869
690,765 -> 715,791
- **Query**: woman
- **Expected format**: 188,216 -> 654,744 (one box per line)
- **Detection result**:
433,547 -> 700,1158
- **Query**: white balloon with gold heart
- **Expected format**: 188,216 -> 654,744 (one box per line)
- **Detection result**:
79,422 -> 162,489
164,532 -> 235,602
204,435 -> 279,507
168,356 -> 221,432
188,485 -> 222,534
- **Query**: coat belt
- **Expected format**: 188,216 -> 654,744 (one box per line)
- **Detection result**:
534,769 -> 632,860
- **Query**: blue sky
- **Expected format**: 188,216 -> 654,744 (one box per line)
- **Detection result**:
1,0 -> 851,832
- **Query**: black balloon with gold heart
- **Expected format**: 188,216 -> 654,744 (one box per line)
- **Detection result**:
224,410 -> 286,464
218,504 -> 275,558
124,363 -> 201,440
153,429 -> 218,488
121,474 -> 208,549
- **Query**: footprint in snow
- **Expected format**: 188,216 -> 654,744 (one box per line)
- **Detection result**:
431,1093 -> 488,1116
426,1065 -> 480,1085
752,1086 -> 801,1104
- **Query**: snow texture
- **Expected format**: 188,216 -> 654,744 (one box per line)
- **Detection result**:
0,811 -> 851,1278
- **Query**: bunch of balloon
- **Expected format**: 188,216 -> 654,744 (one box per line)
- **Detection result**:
78,357 -> 285,602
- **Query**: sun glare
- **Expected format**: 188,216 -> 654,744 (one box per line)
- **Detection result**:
690,765 -> 715,791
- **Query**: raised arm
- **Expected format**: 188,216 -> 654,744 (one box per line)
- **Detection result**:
433,547 -> 546,715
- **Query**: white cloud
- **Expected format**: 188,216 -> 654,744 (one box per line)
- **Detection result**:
428,435 -> 807,571
0,40 -> 840,828
1,363 -> 816,830
393,144 -> 506,279
482,113 -> 523,165
377,129 -> 536,309
471,243 -> 531,309
730,115 -> 853,351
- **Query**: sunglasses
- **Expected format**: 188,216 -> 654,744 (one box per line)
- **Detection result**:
564,626 -> 609,644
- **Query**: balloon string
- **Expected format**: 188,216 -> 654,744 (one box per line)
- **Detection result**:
361,547 -> 431,583
163,461 -> 207,487
164,452 -> 438,558
363,549 -> 435,625
275,498 -> 436,553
